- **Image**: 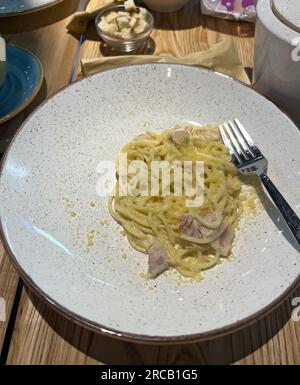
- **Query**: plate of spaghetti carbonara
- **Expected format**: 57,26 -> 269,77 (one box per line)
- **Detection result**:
1,63 -> 299,343
109,124 -> 243,281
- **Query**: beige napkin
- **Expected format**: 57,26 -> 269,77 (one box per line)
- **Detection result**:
67,0 -> 123,35
81,38 -> 250,84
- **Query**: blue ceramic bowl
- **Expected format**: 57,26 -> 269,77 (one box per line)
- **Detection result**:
0,45 -> 43,124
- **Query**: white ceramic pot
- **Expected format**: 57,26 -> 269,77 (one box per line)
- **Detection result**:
143,0 -> 190,12
253,0 -> 300,126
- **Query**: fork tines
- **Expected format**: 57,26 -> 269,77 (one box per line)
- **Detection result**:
219,119 -> 263,165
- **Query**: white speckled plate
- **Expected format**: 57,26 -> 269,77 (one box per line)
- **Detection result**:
0,64 -> 299,343
0,0 -> 62,16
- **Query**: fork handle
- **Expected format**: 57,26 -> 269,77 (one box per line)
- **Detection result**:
260,173 -> 300,245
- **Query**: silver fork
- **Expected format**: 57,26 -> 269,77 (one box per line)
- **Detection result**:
219,118 -> 300,246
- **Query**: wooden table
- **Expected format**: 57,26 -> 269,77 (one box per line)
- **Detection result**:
0,0 -> 299,365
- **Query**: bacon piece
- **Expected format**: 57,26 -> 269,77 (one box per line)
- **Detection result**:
148,242 -> 169,278
169,128 -> 191,148
179,213 -> 234,255
211,226 -> 234,257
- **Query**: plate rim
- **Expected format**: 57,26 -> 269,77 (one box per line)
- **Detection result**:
0,45 -> 43,124
1,63 -> 299,344
0,0 -> 64,17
